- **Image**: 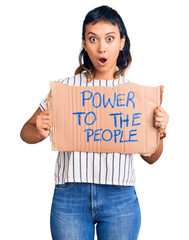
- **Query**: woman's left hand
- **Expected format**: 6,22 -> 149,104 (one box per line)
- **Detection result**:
154,106 -> 169,135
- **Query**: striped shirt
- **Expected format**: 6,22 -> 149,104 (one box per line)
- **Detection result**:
39,72 -> 135,186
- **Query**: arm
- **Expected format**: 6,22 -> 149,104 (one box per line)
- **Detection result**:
20,107 -> 53,144
140,138 -> 163,164
140,106 -> 169,164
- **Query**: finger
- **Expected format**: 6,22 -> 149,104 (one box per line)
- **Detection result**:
41,120 -> 53,125
154,107 -> 162,116
154,121 -> 167,129
158,106 -> 166,112
155,106 -> 166,114
38,121 -> 52,129
155,111 -> 165,117
41,123 -> 51,130
154,107 -> 159,114
36,124 -> 49,131
154,111 -> 169,119
41,110 -> 51,114
154,116 -> 166,122
41,113 -> 53,120
154,117 -> 169,126
154,119 -> 166,125
41,111 -> 53,117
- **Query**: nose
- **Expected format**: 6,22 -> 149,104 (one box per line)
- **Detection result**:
98,40 -> 106,53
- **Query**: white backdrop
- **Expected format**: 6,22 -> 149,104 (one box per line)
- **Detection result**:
1,0 -> 189,239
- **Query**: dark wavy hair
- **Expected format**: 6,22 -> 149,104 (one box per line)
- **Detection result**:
75,5 -> 132,82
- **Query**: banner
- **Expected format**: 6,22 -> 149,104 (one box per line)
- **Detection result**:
46,81 -> 164,156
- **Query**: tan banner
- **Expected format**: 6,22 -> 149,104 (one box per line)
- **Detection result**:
46,81 -> 164,156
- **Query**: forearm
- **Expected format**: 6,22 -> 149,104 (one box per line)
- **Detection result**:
140,139 -> 163,164
20,123 -> 45,144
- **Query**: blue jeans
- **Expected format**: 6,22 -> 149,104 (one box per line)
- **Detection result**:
50,182 -> 141,240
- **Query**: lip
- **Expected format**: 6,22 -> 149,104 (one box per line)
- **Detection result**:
97,58 -> 107,66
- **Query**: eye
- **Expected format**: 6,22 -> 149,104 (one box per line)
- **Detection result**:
90,37 -> 97,42
107,36 -> 114,41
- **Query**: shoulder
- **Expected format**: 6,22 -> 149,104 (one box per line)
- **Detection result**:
57,73 -> 87,86
57,76 -> 70,84
123,77 -> 133,83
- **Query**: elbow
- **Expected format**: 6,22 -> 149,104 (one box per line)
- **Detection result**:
20,125 -> 26,142
141,140 -> 163,164
147,158 -> 159,165
20,123 -> 31,143
140,154 -> 161,165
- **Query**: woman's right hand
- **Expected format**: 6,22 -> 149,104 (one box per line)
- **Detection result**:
36,110 -> 53,139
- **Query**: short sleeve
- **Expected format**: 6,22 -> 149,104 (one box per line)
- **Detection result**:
39,77 -> 67,111
125,78 -> 132,83
39,94 -> 48,111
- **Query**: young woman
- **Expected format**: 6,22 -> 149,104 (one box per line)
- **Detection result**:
20,5 -> 169,240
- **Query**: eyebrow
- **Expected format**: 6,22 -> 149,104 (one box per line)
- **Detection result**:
87,31 -> 117,36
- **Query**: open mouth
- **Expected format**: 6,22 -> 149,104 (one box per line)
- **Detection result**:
98,58 -> 107,66
99,58 -> 107,63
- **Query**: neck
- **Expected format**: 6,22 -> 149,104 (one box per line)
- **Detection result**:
93,70 -> 118,81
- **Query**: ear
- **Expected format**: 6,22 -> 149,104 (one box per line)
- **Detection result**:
82,38 -> 87,51
120,36 -> 126,51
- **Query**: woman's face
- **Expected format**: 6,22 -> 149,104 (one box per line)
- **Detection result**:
82,20 -> 125,80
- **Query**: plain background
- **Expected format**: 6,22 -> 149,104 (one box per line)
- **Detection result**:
1,0 -> 189,239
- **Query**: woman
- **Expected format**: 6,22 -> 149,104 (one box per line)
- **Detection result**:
20,5 -> 169,240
